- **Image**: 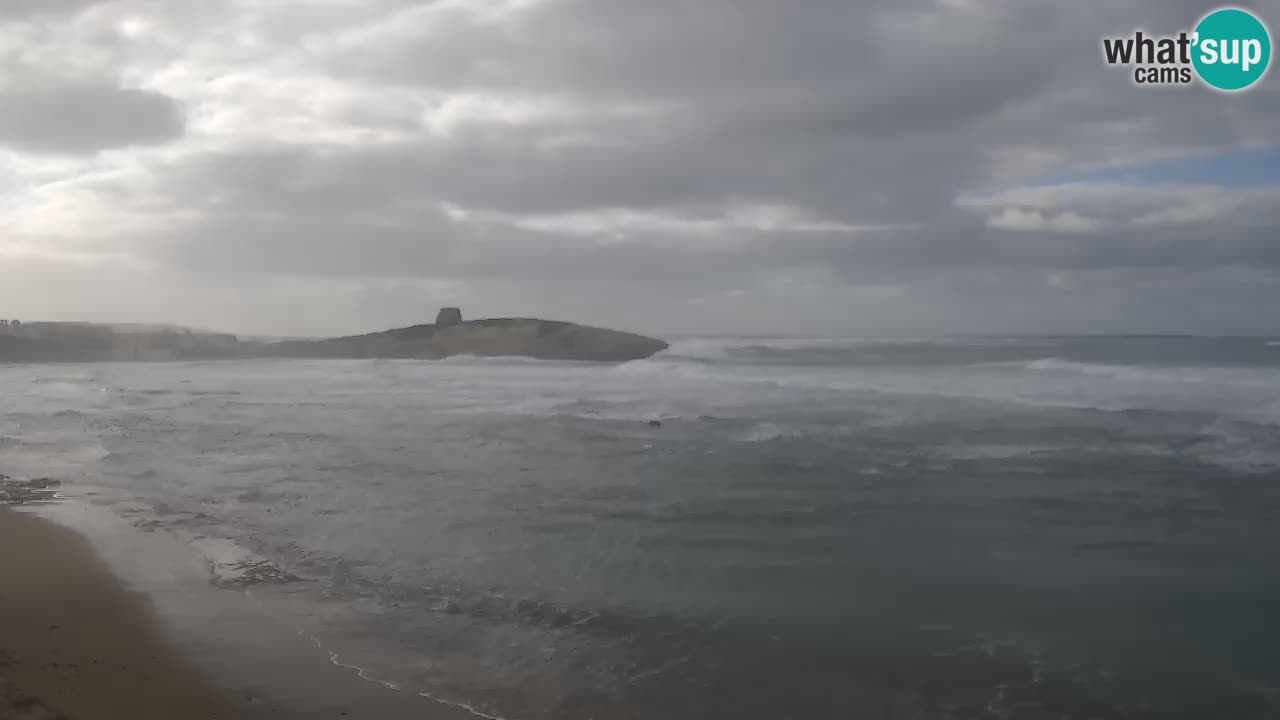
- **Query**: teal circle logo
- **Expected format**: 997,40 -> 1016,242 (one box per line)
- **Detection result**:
1192,8 -> 1271,91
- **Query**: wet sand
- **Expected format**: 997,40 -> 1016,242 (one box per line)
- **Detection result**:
0,507 -> 478,720
0,507 -> 237,719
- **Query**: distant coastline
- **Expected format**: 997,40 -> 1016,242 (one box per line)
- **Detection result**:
0,309 -> 668,364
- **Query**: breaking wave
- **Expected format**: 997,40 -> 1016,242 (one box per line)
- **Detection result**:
1019,357 -> 1204,383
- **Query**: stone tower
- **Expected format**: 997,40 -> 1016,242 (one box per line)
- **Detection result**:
436,307 -> 463,327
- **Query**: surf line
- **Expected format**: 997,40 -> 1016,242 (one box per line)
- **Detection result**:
241,586 -> 514,720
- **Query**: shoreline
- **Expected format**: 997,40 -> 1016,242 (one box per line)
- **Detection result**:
0,507 -> 236,719
0,503 -> 479,720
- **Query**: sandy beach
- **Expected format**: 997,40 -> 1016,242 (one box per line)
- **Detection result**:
0,506 -> 478,720
0,507 -> 237,720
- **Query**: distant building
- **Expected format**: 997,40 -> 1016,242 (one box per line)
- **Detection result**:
436,307 -> 463,327
19,322 -> 104,342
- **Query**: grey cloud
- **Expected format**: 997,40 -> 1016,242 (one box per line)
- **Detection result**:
305,0 -> 1280,227
0,0 -> 106,20
0,79 -> 185,155
117,142 -> 1280,293
4,0 -> 1279,335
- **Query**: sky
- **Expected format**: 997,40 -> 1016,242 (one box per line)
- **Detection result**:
1,0 -> 1278,338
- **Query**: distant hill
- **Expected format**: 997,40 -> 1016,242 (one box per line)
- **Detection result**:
0,310 -> 668,363
268,314 -> 668,362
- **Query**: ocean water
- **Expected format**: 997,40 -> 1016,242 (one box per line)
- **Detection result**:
3,336 -> 1280,719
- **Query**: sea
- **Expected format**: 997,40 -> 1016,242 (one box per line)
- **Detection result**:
3,335 -> 1280,719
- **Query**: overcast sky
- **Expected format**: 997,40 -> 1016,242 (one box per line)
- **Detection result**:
1,0 -> 1278,337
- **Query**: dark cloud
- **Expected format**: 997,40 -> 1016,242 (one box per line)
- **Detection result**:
304,0 -> 1280,227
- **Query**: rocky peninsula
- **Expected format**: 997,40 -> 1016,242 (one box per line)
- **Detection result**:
0,309 -> 668,363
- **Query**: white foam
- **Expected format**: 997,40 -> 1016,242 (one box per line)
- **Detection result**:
1021,357 -> 1203,383
740,423 -> 804,443
243,588 -> 512,720
94,497 -> 296,587
612,357 -> 720,380
658,336 -> 930,362
186,536 -> 278,585
1189,417 -> 1280,470
431,354 -> 585,367
940,444 -> 1062,460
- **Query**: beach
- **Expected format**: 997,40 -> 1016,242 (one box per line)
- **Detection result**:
0,507 -> 236,719
0,506 -> 478,720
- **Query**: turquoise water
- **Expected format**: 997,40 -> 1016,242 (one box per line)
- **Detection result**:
3,336 -> 1280,718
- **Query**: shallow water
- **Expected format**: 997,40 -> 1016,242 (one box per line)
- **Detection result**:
3,336 -> 1280,719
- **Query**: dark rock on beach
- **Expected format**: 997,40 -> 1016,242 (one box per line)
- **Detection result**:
0,477 -> 61,505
